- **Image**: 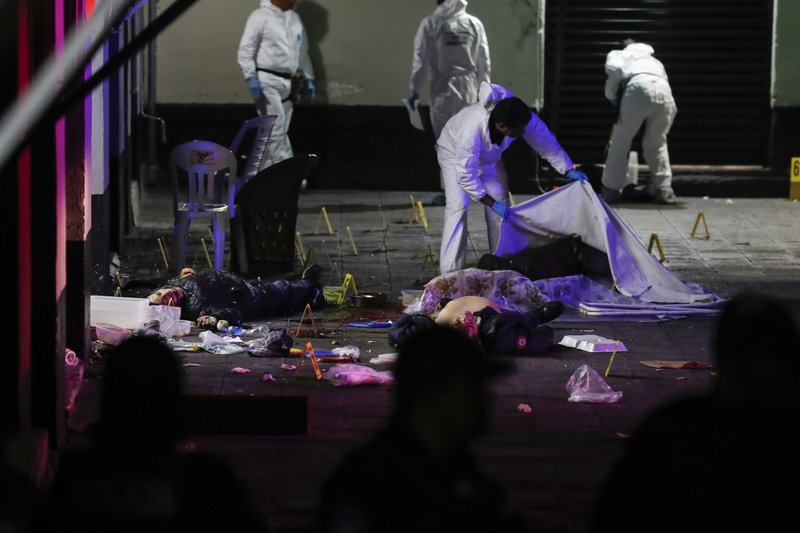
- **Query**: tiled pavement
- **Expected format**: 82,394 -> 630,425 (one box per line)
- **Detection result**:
73,182 -> 800,532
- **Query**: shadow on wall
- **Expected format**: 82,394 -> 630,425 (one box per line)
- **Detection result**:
295,1 -> 329,103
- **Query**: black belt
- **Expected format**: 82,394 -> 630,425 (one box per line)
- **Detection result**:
256,67 -> 293,80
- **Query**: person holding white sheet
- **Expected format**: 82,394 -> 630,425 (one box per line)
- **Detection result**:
436,82 -> 587,275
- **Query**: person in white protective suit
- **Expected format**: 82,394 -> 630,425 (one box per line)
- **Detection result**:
602,39 -> 677,204
436,82 -> 588,275
408,0 -> 490,206
237,0 -> 315,171
408,0 -> 491,140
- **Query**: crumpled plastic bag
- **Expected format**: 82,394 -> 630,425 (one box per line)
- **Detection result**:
247,329 -> 293,358
198,330 -> 245,354
331,345 -> 361,361
243,325 -> 271,337
566,364 -> 623,403
326,364 -> 394,386
147,305 -> 183,337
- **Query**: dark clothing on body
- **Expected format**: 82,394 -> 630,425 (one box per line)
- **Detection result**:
167,269 -> 322,325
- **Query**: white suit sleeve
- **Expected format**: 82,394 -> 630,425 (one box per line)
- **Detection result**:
521,114 -> 574,175
410,19 -> 431,93
604,51 -> 625,101
453,129 -> 488,201
299,24 -> 314,80
237,10 -> 263,80
475,21 -> 491,85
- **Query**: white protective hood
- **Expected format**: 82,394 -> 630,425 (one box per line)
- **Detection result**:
433,0 -> 468,19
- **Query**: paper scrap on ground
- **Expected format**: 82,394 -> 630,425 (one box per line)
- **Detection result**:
369,352 -> 398,365
640,360 -> 712,370
559,334 -> 628,353
230,367 -> 251,374
402,98 -> 425,131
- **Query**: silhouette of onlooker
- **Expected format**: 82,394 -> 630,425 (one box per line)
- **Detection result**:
314,325 -> 525,533
591,294 -> 800,532
36,336 -> 264,533
1,429 -> 43,533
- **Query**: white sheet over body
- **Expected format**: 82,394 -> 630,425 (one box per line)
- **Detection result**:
494,181 -> 717,305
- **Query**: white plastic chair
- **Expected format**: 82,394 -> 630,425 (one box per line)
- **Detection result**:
229,115 -> 277,186
168,140 -> 238,272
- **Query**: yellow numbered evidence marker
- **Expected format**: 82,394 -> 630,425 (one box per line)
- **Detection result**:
791,157 -> 800,200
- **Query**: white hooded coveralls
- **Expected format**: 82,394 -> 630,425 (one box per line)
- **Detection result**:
436,82 -> 575,275
238,0 -> 314,169
410,0 -> 491,139
602,43 -> 676,194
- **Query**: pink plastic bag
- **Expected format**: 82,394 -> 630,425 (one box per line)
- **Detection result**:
566,364 -> 623,403
326,364 -> 394,386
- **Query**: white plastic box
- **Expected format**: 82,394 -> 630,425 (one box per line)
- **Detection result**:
559,334 -> 628,353
90,295 -> 150,329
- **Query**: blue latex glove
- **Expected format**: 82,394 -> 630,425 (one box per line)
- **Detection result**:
307,79 -> 316,101
609,98 -> 620,108
407,90 -> 419,107
490,200 -> 511,220
566,169 -> 589,182
247,77 -> 263,102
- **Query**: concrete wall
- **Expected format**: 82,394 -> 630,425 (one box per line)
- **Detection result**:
156,0 -> 542,106
773,0 -> 800,106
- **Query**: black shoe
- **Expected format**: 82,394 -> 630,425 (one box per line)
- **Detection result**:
602,186 -> 623,204
651,188 -> 677,205
533,301 -> 565,324
430,194 -> 446,206
311,288 -> 327,309
301,264 -> 322,286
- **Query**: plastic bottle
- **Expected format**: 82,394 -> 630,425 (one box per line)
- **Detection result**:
221,325 -> 244,337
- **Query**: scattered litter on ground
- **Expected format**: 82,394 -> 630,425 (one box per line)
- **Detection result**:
517,403 -> 533,414
230,367 -> 251,374
326,364 -> 394,386
199,330 -> 246,354
566,364 -> 623,403
559,335 -> 628,353
369,352 -> 398,365
182,363 -> 201,367
94,323 -> 131,346
260,373 -> 276,382
345,321 -> 393,328
640,360 -> 712,370
168,339 -> 200,352
332,345 -> 361,360
281,363 -> 297,371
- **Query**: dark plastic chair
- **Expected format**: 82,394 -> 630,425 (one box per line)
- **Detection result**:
229,115 -> 276,186
230,154 -> 319,279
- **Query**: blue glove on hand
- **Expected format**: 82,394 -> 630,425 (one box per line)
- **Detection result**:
307,79 -> 316,101
247,77 -> 263,102
407,90 -> 419,107
566,169 -> 589,182
490,200 -> 511,220
609,98 -> 620,108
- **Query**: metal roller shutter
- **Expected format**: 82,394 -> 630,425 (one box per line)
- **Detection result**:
543,0 -> 772,167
